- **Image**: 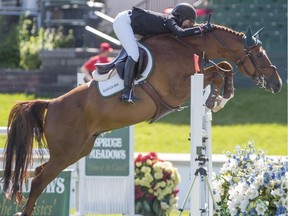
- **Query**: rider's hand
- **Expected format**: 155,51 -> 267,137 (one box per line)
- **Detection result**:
201,23 -> 213,33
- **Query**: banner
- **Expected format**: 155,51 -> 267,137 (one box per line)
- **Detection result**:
85,127 -> 130,176
0,170 -> 71,216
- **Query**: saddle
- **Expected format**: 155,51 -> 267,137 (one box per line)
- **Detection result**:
93,43 -> 180,123
95,47 -> 147,80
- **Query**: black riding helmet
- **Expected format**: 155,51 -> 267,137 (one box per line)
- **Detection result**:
172,3 -> 197,22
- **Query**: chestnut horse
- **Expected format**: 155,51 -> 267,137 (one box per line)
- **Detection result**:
2,24 -> 282,216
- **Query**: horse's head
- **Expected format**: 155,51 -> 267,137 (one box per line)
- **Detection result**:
238,26 -> 282,93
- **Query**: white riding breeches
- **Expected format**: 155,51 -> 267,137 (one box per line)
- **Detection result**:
113,10 -> 140,62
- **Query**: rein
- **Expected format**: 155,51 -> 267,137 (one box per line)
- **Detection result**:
171,34 -> 234,74
209,30 -> 252,75
210,30 -> 277,85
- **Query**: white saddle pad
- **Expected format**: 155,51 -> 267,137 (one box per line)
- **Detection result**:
92,43 -> 153,97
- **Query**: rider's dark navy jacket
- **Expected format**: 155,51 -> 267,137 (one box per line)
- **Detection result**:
130,7 -> 201,37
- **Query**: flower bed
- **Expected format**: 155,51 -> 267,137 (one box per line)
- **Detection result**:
134,152 -> 180,216
212,143 -> 287,216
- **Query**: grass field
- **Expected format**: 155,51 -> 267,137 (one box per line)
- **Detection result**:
0,85 -> 287,155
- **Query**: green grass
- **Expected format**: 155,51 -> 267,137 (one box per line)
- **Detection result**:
134,85 -> 287,155
0,93 -> 35,126
134,122 -> 287,155
0,85 -> 287,155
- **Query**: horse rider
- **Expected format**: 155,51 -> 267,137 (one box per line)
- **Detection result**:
113,3 -> 213,104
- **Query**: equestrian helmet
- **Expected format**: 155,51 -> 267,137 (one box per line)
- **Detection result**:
172,3 -> 197,22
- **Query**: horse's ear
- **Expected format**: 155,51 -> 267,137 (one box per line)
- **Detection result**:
244,26 -> 254,47
246,26 -> 253,40
253,27 -> 264,39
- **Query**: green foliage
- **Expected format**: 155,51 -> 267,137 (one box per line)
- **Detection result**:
18,17 -> 42,69
0,14 -> 76,69
0,17 -> 20,68
53,28 -> 76,48
18,16 -> 76,69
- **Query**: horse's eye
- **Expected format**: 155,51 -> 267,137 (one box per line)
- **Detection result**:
257,53 -> 263,58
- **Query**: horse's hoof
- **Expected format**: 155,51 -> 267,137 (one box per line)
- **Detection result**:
205,97 -> 216,109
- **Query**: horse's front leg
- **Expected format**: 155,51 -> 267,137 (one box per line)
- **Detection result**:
205,71 -> 224,109
212,63 -> 234,112
222,70 -> 234,99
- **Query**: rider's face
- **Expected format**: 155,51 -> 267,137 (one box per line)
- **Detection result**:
181,19 -> 194,28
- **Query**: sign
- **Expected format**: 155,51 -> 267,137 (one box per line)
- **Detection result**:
85,127 -> 130,176
0,170 -> 71,216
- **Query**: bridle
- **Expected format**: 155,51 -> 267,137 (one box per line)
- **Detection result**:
171,28 -> 277,89
210,30 -> 277,88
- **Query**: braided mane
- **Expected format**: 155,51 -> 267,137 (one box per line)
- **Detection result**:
212,24 -> 244,37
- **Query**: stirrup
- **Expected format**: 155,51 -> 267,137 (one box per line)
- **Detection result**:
120,90 -> 136,104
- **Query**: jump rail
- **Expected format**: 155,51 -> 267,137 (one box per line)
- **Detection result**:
0,127 -> 7,134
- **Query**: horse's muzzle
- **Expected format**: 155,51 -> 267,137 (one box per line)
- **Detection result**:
267,75 -> 283,93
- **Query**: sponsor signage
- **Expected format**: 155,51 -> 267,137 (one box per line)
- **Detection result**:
0,170 -> 71,216
85,127 -> 130,176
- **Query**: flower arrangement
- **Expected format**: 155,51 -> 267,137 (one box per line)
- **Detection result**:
212,143 -> 287,216
134,152 -> 181,216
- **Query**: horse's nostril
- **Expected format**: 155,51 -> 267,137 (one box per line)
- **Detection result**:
274,81 -> 283,93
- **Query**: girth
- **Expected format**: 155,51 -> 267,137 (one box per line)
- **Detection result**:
139,80 -> 180,123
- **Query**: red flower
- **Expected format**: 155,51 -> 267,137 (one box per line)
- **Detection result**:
172,189 -> 179,197
147,194 -> 156,201
135,186 -> 144,200
163,171 -> 171,181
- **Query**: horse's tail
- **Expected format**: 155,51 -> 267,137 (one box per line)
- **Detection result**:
2,100 -> 49,200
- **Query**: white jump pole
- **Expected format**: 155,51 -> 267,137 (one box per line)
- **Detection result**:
190,73 -> 213,216
190,73 -> 204,216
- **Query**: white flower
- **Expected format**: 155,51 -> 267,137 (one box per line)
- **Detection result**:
160,201 -> 170,210
227,200 -> 238,216
246,185 -> 259,199
271,188 -> 282,197
225,175 -> 233,183
213,191 -> 222,203
154,171 -> 163,180
212,144 -> 288,216
254,158 -> 265,171
255,200 -> 268,215
239,198 -> 249,212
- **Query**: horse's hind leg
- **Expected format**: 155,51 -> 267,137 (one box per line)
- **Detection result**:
34,162 -> 47,177
16,158 -> 70,216
16,135 -> 97,216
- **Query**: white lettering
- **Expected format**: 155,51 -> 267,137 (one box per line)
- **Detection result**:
95,138 -> 122,148
89,149 -> 126,160
45,178 -> 65,194
55,178 -> 65,194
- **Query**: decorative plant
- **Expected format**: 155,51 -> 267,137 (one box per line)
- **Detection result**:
212,143 -> 287,216
18,15 -> 76,69
134,152 -> 180,216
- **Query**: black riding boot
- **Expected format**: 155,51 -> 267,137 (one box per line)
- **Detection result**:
121,56 -> 137,104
